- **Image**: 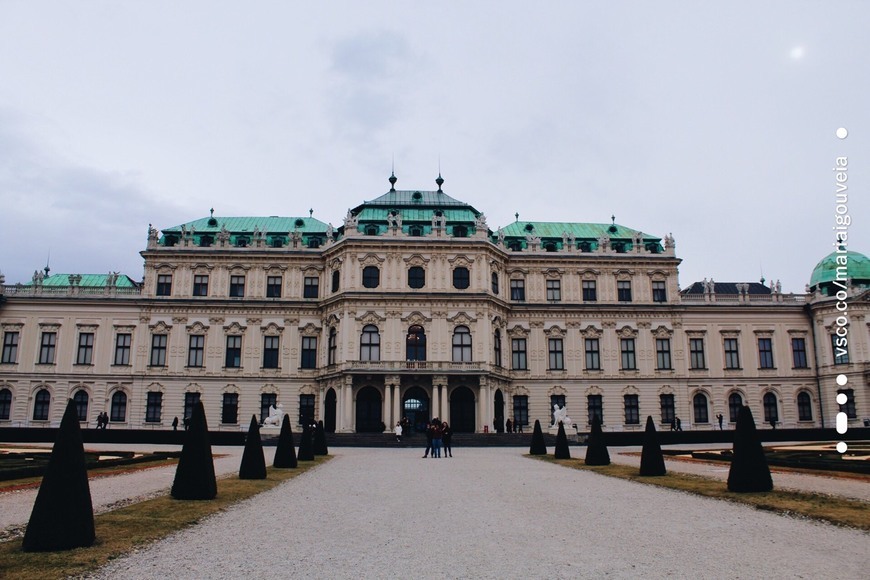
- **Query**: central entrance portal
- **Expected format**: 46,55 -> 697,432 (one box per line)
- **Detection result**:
355,386 -> 382,432
450,386 -> 476,433
402,386 -> 430,433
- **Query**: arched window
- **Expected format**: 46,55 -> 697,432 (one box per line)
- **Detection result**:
73,390 -> 89,421
453,267 -> 470,290
111,391 -> 128,422
491,272 -> 499,294
406,325 -> 426,361
728,393 -> 743,423
328,327 -> 337,366
33,389 -> 50,421
797,392 -> 813,421
408,266 -> 425,289
452,326 -> 472,362
362,266 -> 380,288
0,388 -> 11,421
360,325 -> 380,362
332,270 -> 340,293
692,393 -> 709,423
493,329 -> 502,367
763,392 -> 778,424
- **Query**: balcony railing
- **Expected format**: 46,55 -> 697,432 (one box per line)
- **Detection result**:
342,360 -> 486,373
1,285 -> 142,298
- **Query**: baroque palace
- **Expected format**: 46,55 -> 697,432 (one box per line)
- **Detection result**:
0,176 -> 868,434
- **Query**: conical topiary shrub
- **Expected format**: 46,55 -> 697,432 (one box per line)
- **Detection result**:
239,415 -> 267,479
313,420 -> 328,456
297,423 -> 315,461
553,421 -> 571,459
584,415 -> 610,466
529,419 -> 547,455
273,414 -> 298,468
727,405 -> 773,492
22,399 -> 95,552
639,415 -> 666,476
171,401 -> 217,500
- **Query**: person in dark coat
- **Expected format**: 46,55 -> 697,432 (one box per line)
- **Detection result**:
422,420 -> 433,458
172,416 -> 179,431
441,422 -> 453,457
506,418 -> 513,434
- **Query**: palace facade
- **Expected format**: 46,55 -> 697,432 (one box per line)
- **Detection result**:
1,177 -> 868,433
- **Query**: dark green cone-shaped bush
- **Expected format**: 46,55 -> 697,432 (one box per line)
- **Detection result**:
273,414 -> 298,468
639,415 -> 666,476
239,415 -> 267,479
171,401 -> 217,500
553,421 -> 571,459
22,399 -> 95,552
727,406 -> 773,492
584,415 -> 610,466
313,420 -> 328,456
297,424 -> 315,461
529,419 -> 547,455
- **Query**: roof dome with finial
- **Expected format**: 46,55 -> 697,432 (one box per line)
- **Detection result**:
436,173 -> 444,192
809,250 -> 870,290
389,171 -> 397,191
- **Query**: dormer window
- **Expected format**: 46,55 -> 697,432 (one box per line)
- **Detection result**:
453,226 -> 468,238
365,225 -> 379,236
199,235 -> 214,248
235,236 -> 249,248
409,225 -> 423,237
308,237 -> 321,249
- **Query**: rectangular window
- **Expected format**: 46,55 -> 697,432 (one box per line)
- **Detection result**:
510,279 -> 525,301
546,280 -> 561,301
76,333 -> 94,365
229,275 -> 245,297
585,338 -> 600,370
620,338 -> 636,370
587,394 -> 603,423
156,274 -> 172,296
837,389 -> 856,419
150,334 -> 167,366
511,338 -> 527,370
652,280 -> 667,303
757,338 -> 774,369
724,338 -> 740,369
548,338 -> 564,370
299,394 -> 315,425
512,395 -> 529,427
303,277 -> 319,298
617,280 -> 632,302
582,280 -> 597,302
689,338 -> 706,370
266,276 -> 282,298
263,336 -> 280,369
831,334 -> 849,365
39,332 -> 56,364
193,275 -> 209,297
114,333 -> 131,366
791,337 -> 808,369
2,332 -> 19,364
222,393 -> 239,424
656,338 -> 672,370
301,336 -> 317,369
624,394 -> 640,424
188,335 -> 205,367
184,392 -> 201,420
145,391 -> 162,423
225,335 -> 242,368
660,394 -> 675,424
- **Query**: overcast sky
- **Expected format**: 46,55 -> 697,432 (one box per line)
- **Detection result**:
1,1 -> 867,292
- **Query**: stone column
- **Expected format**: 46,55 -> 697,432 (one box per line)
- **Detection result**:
383,383 -> 393,432
440,383 -> 449,423
392,381 -> 402,426
431,382 -> 440,419
479,378 -> 490,433
342,376 -> 354,433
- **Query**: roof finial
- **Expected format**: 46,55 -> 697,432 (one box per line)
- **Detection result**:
210,208 -> 214,218
389,169 -> 397,192
611,214 -> 616,225
515,212 -> 519,222
436,173 -> 444,193
760,265 -> 765,285
309,208 -> 314,218
44,249 -> 51,277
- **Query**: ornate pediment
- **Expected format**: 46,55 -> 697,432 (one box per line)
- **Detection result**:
402,311 -> 432,326
223,322 -> 247,335
616,325 -> 638,338
149,321 -> 172,333
186,321 -> 209,334
579,325 -> 602,338
447,312 -> 476,326
299,323 -> 321,336
651,325 -> 673,338
544,325 -> 565,337
404,254 -> 430,267
507,324 -> 529,337
358,253 -> 385,266
261,322 -> 284,336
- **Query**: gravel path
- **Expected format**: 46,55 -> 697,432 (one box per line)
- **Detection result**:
88,447 -> 868,579
0,444 -> 243,540
609,445 -> 870,502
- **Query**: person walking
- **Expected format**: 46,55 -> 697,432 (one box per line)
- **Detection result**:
717,413 -> 724,430
172,416 -> 179,431
441,422 -> 453,457
422,420 -> 433,458
395,421 -> 403,443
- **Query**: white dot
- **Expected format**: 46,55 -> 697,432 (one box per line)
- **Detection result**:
836,127 -> 848,139
836,374 -> 848,386
836,441 -> 847,453
836,393 -> 847,405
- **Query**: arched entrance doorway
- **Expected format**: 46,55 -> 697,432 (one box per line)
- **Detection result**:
494,389 -> 505,433
450,386 -> 476,433
402,386 -> 430,433
324,388 -> 337,433
355,386 -> 382,433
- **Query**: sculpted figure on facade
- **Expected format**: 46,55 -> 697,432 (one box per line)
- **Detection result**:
552,404 -> 572,429
262,403 -> 283,427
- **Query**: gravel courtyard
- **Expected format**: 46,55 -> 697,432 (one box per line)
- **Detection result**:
87,447 -> 868,579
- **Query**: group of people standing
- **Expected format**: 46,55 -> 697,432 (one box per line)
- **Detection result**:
423,419 -> 452,458
95,411 -> 109,429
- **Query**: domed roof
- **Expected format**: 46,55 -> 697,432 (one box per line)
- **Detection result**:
809,251 -> 870,288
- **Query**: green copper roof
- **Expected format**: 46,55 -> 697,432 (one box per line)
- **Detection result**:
356,208 -> 478,222
809,250 -> 870,288
495,221 -> 659,241
163,216 -> 329,234
27,274 -> 138,288
359,189 -> 473,209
